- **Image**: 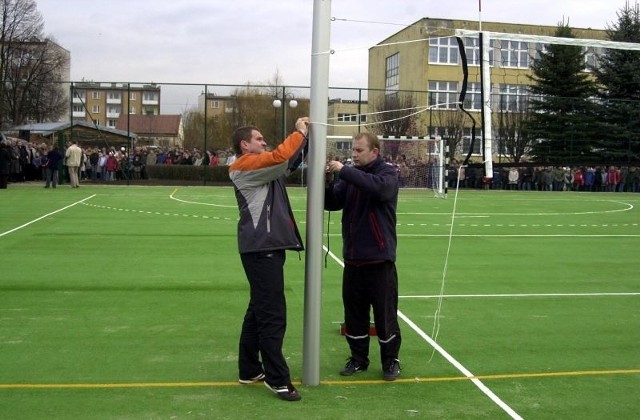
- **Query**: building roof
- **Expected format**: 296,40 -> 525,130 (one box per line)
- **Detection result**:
115,114 -> 181,136
9,121 -> 135,138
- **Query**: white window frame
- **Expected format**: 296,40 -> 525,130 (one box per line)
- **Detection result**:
143,92 -> 158,101
463,82 -> 482,111
500,40 -> 529,68
428,80 -> 459,109
462,128 -> 483,155
385,53 -> 399,94
497,84 -> 529,112
337,113 -> 367,123
584,47 -> 601,72
464,37 -> 480,66
429,36 -> 459,65
92,91 -> 101,100
91,105 -> 100,113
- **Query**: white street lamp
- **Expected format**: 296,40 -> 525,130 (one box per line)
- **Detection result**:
272,92 -> 298,140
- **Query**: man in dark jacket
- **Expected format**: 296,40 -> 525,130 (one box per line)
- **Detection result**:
228,117 -> 309,402
325,132 -> 402,381
44,145 -> 63,188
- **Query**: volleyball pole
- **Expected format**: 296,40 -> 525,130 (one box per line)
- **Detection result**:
302,0 -> 331,386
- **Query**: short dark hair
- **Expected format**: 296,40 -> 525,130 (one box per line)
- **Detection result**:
232,126 -> 258,155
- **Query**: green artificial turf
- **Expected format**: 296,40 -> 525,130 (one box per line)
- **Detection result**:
1,184 -> 639,419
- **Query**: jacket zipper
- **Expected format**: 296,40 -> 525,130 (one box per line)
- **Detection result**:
267,204 -> 271,233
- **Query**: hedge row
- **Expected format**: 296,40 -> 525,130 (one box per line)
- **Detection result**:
145,164 -> 306,185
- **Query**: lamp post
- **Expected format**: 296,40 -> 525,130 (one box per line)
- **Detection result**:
272,88 -> 302,185
272,88 -> 298,141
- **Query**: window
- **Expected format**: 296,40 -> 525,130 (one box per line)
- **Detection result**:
462,129 -> 483,155
72,105 -> 84,113
143,92 -> 158,101
92,91 -> 101,99
108,92 -> 121,100
534,42 -> 549,61
211,100 -> 220,109
107,120 -> 117,127
130,92 -> 137,100
464,37 -> 480,66
129,107 -> 136,114
463,82 -> 482,111
335,141 -> 351,151
337,113 -> 367,123
497,84 -> 529,112
428,81 -> 459,109
584,47 -> 601,71
429,37 -> 459,64
92,105 -> 100,113
385,53 -> 399,93
500,40 -> 529,68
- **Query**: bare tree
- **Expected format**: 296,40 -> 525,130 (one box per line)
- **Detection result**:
495,103 -> 534,163
368,92 -> 418,136
431,108 -> 466,162
367,92 -> 418,159
0,0 -> 66,128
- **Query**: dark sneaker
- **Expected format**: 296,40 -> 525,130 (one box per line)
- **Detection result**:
264,381 -> 301,401
238,372 -> 265,384
383,359 -> 401,381
340,357 -> 368,376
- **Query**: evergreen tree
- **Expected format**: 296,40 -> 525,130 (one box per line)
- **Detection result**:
594,1 -> 640,162
526,24 -> 599,164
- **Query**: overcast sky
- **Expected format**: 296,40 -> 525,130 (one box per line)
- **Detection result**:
34,0 -> 626,111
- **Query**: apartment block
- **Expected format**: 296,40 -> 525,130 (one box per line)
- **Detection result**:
71,83 -> 161,128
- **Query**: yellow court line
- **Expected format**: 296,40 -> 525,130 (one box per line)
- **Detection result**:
1,369 -> 639,390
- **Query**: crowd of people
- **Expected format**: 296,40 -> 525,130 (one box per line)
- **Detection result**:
0,137 -> 237,187
447,164 -> 640,192
1,136 -> 639,194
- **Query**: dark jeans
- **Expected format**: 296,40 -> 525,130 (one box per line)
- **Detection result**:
342,261 -> 401,368
239,250 -> 291,386
46,168 -> 58,188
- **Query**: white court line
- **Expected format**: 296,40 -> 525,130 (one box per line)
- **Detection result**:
0,195 -> 96,238
169,189 -> 236,208
323,245 -> 523,420
400,292 -> 640,299
398,312 -> 523,420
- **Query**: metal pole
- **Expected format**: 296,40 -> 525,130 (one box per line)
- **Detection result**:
282,86 -> 286,141
481,31 -> 493,179
204,85 -> 208,185
303,0 -> 331,386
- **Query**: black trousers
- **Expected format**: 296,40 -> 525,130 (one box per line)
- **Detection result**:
343,261 -> 401,368
239,250 -> 291,386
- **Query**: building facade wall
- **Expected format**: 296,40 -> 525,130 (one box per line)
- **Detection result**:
368,18 -> 607,148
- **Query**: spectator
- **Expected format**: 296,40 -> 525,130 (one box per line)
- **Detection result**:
44,145 -> 63,188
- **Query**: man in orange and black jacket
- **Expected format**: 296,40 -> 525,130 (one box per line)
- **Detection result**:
229,117 -> 309,402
